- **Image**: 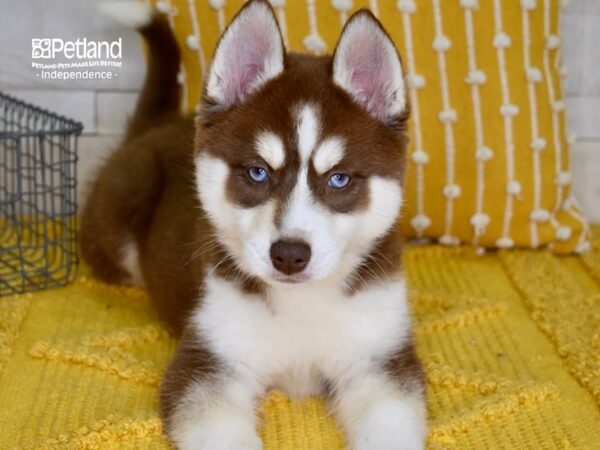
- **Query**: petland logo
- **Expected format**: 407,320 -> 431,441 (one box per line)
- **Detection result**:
32,38 -> 122,59
31,38 -> 123,80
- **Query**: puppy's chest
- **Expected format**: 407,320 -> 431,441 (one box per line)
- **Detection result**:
194,276 -> 410,390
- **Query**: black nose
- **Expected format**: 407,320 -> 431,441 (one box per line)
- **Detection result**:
270,240 -> 311,275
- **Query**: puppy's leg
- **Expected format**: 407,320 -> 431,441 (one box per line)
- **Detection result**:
160,329 -> 263,450
331,343 -> 426,450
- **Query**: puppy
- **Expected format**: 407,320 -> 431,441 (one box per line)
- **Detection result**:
83,1 -> 426,449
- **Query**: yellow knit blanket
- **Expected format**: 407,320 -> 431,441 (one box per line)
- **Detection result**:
1,230 -> 600,449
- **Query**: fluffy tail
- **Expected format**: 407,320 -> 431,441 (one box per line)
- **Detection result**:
99,2 -> 181,141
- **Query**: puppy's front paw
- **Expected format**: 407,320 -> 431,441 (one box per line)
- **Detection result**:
350,400 -> 425,450
174,414 -> 263,450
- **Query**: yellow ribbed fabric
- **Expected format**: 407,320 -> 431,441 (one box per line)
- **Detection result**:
154,0 -> 589,253
1,228 -> 599,449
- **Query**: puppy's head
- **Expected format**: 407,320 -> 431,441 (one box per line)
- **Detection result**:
195,0 -> 408,287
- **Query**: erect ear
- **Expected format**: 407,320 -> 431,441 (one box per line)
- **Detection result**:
204,0 -> 285,111
332,10 -> 407,127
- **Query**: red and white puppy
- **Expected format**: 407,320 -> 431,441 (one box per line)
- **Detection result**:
84,1 -> 426,449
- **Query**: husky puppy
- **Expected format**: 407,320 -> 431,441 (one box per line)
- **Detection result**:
83,1 -> 426,448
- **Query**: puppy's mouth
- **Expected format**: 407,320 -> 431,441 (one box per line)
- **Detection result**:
269,272 -> 311,285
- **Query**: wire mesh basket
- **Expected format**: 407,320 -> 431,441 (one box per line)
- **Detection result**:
0,92 -> 82,296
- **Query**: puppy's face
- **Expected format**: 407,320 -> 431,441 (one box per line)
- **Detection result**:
195,1 -> 408,287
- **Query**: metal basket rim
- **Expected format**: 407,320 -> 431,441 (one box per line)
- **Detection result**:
0,91 -> 84,138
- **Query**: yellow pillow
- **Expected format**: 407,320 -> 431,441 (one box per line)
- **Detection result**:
152,0 -> 590,253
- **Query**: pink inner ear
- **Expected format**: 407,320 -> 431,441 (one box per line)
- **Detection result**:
223,26 -> 273,105
340,26 -> 398,122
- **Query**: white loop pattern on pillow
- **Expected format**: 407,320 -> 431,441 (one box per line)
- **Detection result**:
556,171 -> 572,186
304,0 -> 326,54
526,67 -> 542,83
470,212 -> 490,234
562,195 -> 576,210
496,237 -> 514,248
575,241 -> 592,254
408,73 -> 426,89
303,34 -> 326,53
460,0 -> 478,9
271,0 -> 286,6
156,1 -> 172,14
556,226 -> 572,241
465,69 -> 486,85
443,183 -> 461,199
411,150 -> 429,164
186,35 -> 200,51
208,0 -> 225,9
432,0 -> 459,243
520,0 -> 537,10
500,104 -> 519,117
438,109 -> 457,123
521,1 -> 544,248
397,0 -> 416,14
332,0 -> 352,11
476,146 -> 494,161
439,235 -> 460,246
493,32 -> 511,49
506,180 -> 522,196
530,137 -> 547,152
530,208 -> 550,222
546,34 -> 560,49
410,214 -> 432,232
433,35 -> 452,52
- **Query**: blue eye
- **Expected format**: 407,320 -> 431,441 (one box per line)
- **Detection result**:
328,173 -> 351,189
248,166 -> 269,183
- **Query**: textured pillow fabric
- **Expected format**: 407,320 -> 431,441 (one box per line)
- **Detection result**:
151,0 -> 590,253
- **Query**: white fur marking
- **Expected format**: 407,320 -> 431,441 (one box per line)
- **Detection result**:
195,155 -> 231,226
175,417 -> 261,450
120,239 -> 144,286
195,275 -> 411,394
189,273 -> 424,447
171,378 -> 262,450
334,375 -> 426,450
255,132 -> 285,170
195,152 -> 279,280
312,137 -> 345,174
296,105 -> 320,164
